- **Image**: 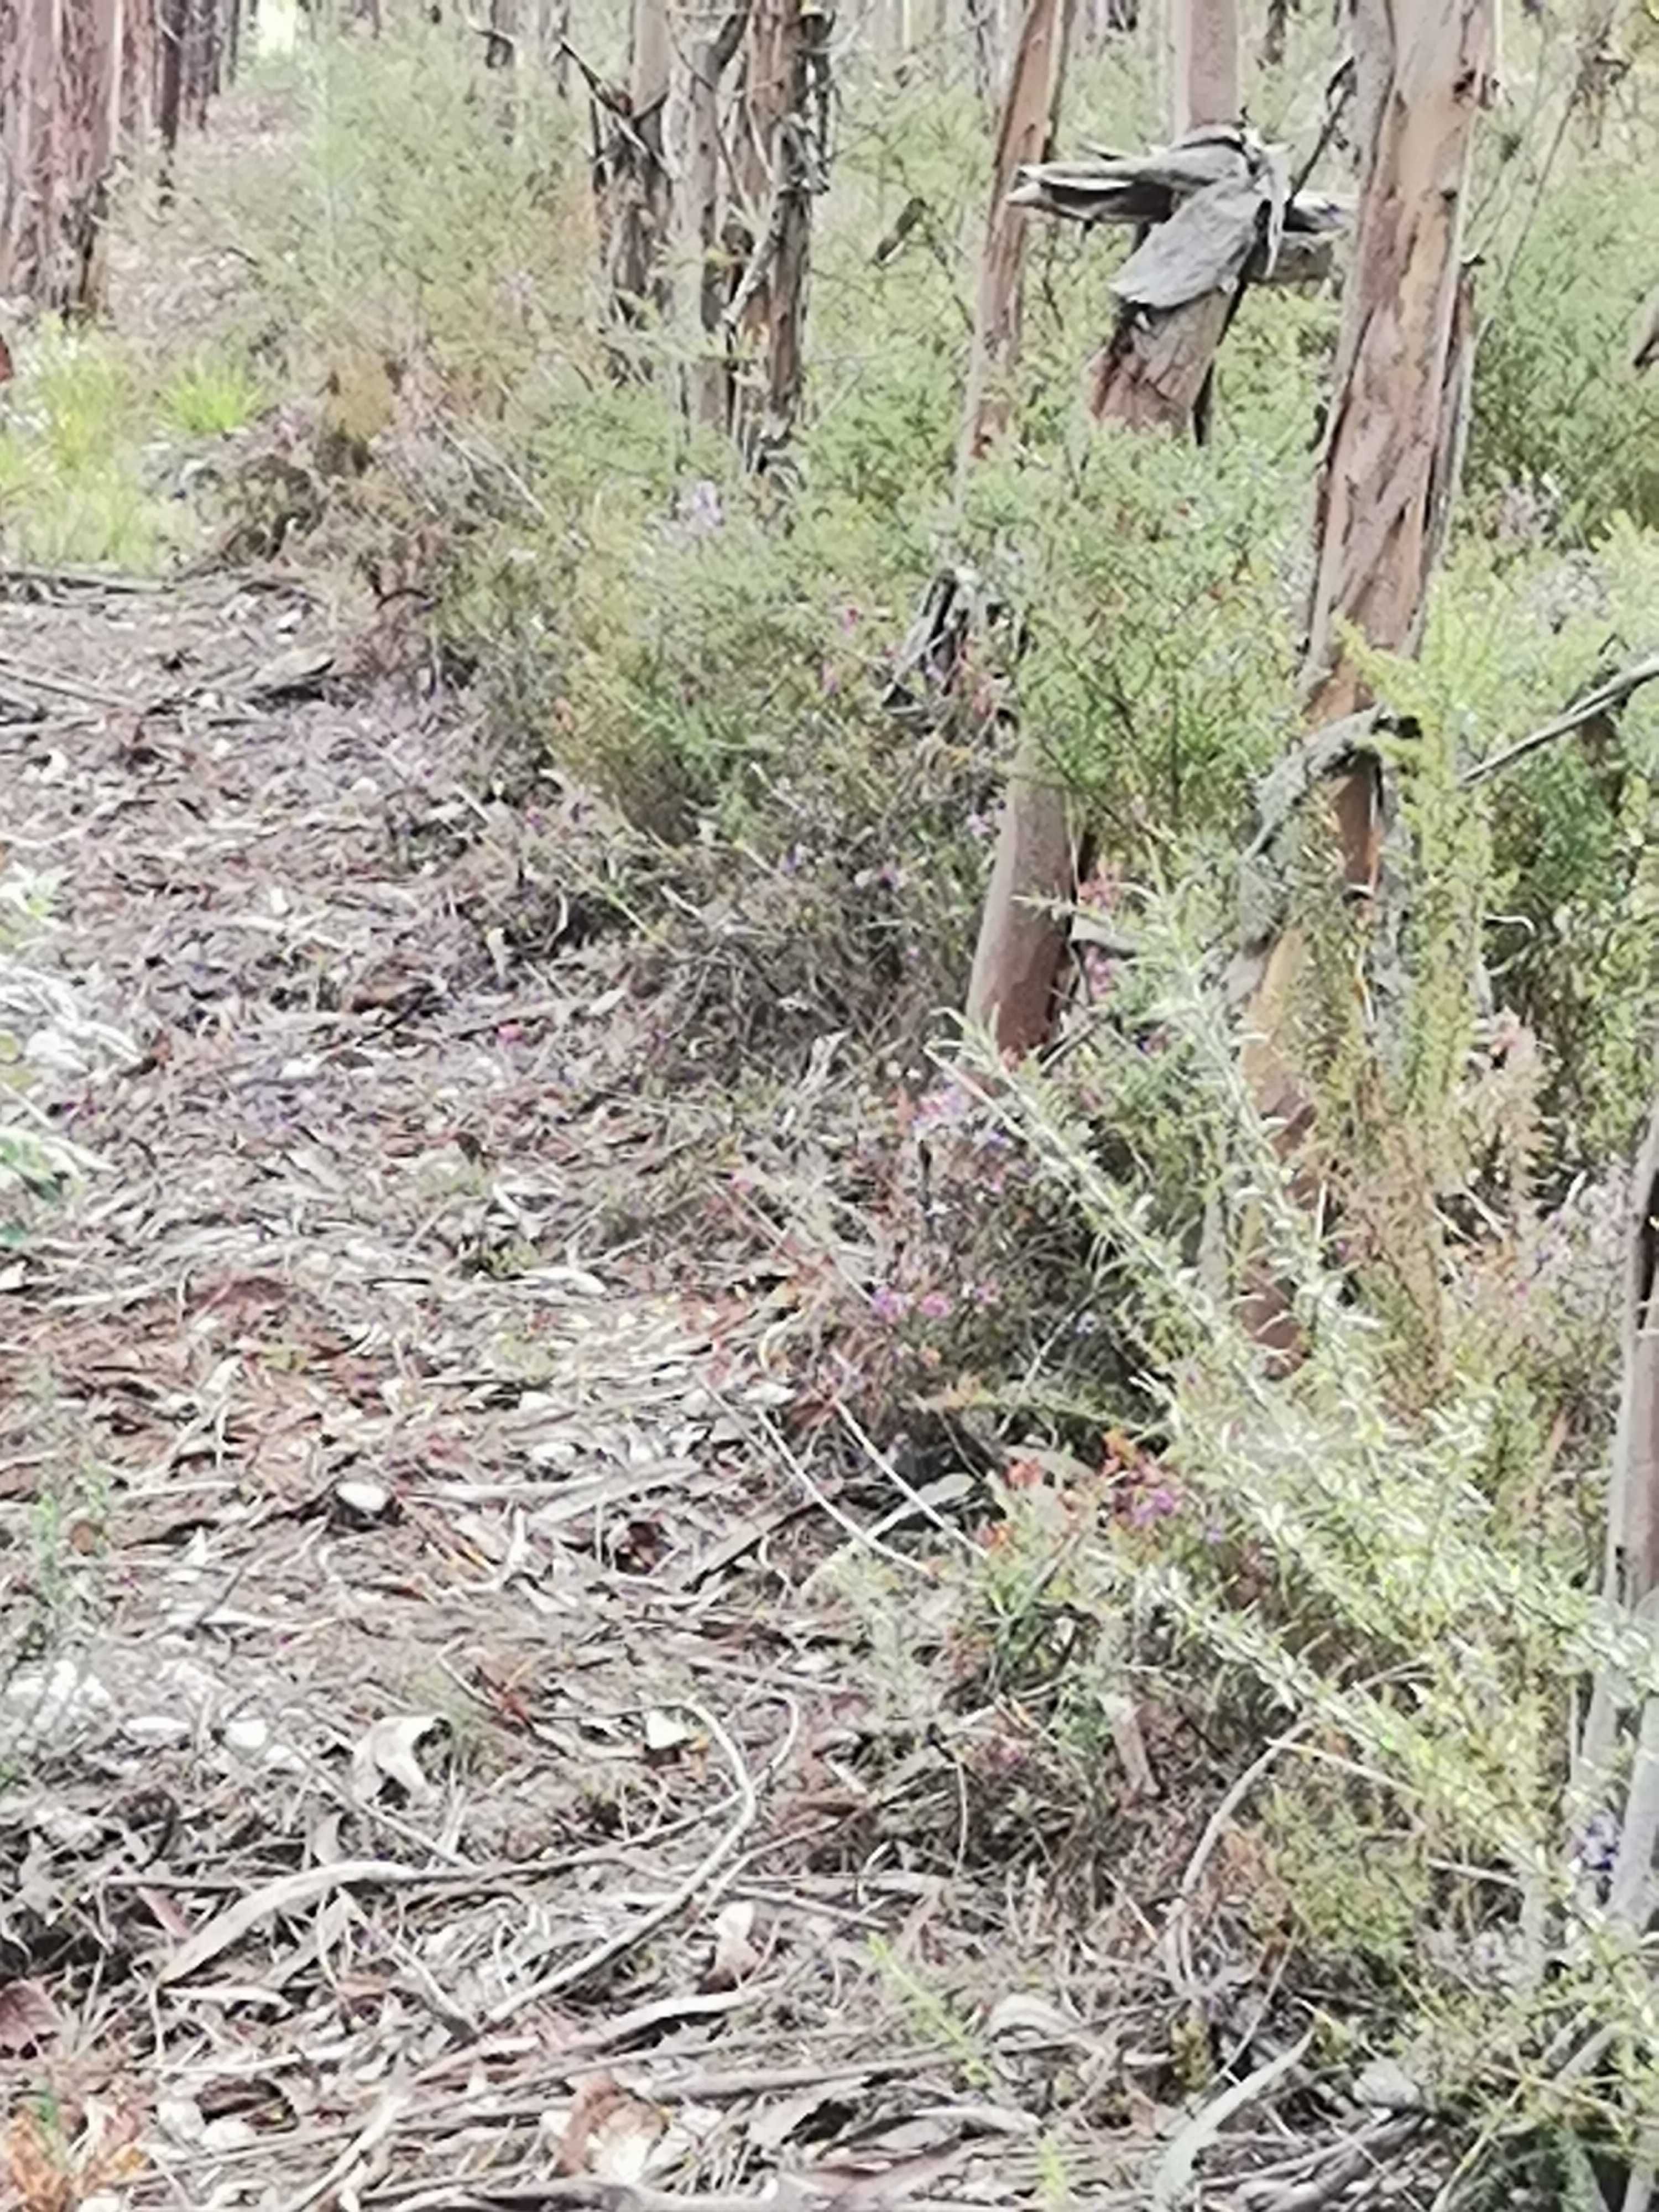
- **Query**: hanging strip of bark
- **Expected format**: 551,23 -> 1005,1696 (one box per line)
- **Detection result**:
956,0 -> 1074,484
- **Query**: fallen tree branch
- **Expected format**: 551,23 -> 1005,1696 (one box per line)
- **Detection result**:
1460,650 -> 1659,785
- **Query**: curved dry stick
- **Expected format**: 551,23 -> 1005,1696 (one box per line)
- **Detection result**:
1461,651 -> 1659,787
484,1701 -> 759,2026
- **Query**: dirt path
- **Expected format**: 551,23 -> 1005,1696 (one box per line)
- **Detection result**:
0,567 -> 951,2199
0,561 -> 1144,2212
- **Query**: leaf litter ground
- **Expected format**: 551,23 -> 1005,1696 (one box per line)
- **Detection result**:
0,562 -> 1170,2212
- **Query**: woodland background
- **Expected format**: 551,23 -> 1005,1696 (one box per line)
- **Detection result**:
2,0 -> 1659,2204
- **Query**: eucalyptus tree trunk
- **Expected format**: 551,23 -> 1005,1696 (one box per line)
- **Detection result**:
0,0 -> 55,292
966,0 -> 1238,1056
605,0 -> 674,349
1237,0 -> 1494,1345
158,0 -> 185,197
1241,0 -> 1493,1055
956,0 -> 1074,482
956,0 -> 1077,1056
487,0 -> 517,137
727,0 -> 830,462
487,0 -> 515,69
72,0 -> 125,310
684,3 -> 749,430
1086,0 -> 1238,426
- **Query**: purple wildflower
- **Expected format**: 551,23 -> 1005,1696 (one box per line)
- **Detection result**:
916,1081 -> 972,1131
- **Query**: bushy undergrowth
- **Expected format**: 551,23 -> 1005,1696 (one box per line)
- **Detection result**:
0,324 -> 201,568
1424,523 -> 1659,1173
1470,157 -> 1659,540
931,908 -> 1653,2147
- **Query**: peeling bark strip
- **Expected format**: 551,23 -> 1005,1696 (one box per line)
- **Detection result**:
956,0 -> 1076,485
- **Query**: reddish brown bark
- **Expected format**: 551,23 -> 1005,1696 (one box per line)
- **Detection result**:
1304,0 -> 1493,726
956,0 -> 1074,483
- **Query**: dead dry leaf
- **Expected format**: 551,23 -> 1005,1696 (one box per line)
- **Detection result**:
2,2106 -> 71,2212
789,2140 -> 974,2207
749,2081 -> 864,2156
155,1858 -> 426,1986
984,1990 -> 1092,2044
642,1707 -> 695,1756
351,1713 -> 440,1803
547,2074 -> 667,2180
587,2094 -> 667,2183
0,1979 -> 61,2054
705,1900 -> 759,1989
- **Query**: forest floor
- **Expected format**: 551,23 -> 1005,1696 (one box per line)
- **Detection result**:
0,76 -> 1451,2212
0,553 -> 1202,2212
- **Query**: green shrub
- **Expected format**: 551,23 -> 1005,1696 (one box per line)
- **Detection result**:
945,908 -> 1652,2154
1425,521 -> 1659,1175
1469,156 -> 1659,538
215,18 -> 586,385
0,325 -> 186,568
161,347 -> 267,436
